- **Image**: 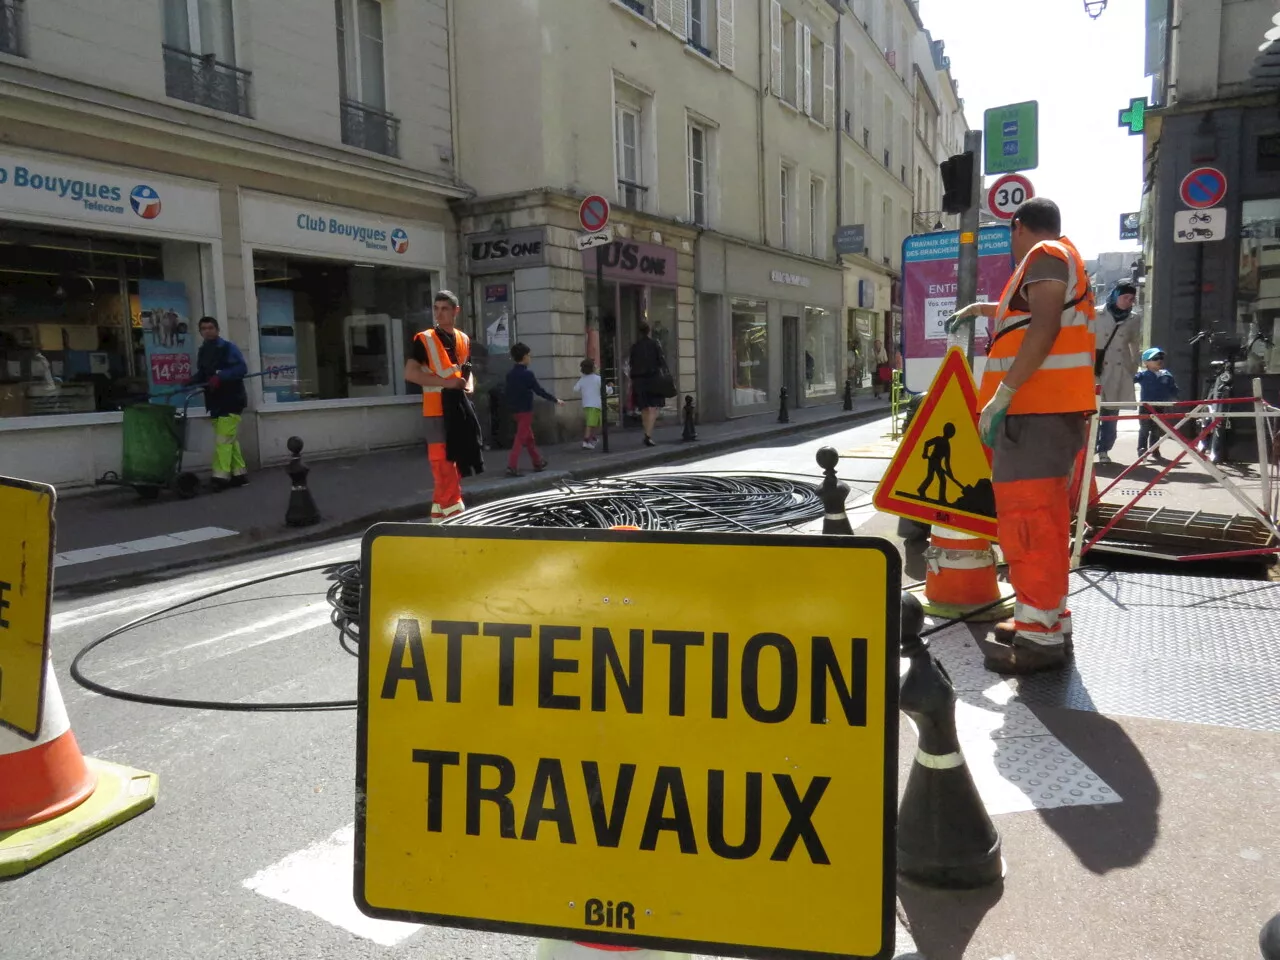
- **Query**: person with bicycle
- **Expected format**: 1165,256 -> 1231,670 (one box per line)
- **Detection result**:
1094,280 -> 1141,464
1134,347 -> 1179,460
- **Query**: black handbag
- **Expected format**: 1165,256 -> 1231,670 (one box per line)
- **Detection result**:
654,361 -> 678,398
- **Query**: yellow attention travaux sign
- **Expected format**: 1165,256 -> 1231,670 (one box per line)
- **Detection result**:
0,477 -> 56,740
356,526 -> 900,960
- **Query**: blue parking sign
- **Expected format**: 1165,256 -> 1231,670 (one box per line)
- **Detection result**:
1002,120 -> 1018,137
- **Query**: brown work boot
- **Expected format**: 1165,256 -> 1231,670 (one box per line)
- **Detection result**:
978,619 -> 1067,675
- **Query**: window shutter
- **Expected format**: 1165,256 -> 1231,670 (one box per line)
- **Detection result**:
655,0 -> 674,31
769,1 -> 782,98
670,0 -> 688,40
823,43 -> 835,127
717,0 -> 735,70
798,24 -> 809,114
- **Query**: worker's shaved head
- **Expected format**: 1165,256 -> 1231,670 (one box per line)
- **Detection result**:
1011,197 -> 1061,237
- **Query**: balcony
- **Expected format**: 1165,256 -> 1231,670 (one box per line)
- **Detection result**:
341,99 -> 400,157
617,178 -> 649,211
163,45 -> 251,117
1,0 -> 25,57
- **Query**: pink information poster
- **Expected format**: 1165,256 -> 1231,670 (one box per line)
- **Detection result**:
901,226 -> 1014,393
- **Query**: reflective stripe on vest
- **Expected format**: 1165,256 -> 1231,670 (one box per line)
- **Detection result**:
416,328 -> 471,417
977,237 -> 1096,415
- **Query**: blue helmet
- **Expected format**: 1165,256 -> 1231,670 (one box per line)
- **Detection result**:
1141,347 -> 1164,362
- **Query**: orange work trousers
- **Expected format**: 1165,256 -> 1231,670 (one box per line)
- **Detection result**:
992,475 -> 1070,636
428,441 -> 464,520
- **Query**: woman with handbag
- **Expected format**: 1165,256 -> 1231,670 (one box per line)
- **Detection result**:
627,321 -> 675,447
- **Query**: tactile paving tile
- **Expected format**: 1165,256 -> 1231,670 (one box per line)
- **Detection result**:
964,734 -> 1122,816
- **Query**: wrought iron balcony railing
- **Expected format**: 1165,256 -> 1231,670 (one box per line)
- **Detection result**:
340,98 -> 400,157
163,45 -> 251,117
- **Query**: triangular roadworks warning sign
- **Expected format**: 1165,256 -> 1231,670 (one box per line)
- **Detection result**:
873,347 -> 999,541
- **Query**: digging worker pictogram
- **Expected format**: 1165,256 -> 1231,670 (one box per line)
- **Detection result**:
917,422 -> 959,504
948,197 -> 1096,669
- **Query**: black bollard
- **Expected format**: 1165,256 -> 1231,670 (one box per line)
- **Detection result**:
1262,913 -> 1280,960
778,386 -> 790,423
816,446 -> 854,535
897,591 -> 1003,889
681,395 -> 698,442
488,385 -> 504,449
284,436 -> 321,527
842,377 -> 854,411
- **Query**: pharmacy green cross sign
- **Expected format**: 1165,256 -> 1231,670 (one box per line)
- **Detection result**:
1119,97 -> 1147,135
983,101 -> 1038,175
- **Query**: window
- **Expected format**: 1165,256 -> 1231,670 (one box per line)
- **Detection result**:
688,0 -> 711,55
809,177 -> 827,259
2,0 -> 27,57
804,307 -> 837,398
616,105 -> 644,210
161,0 -> 250,116
883,95 -> 893,168
842,46 -> 856,133
881,196 -> 892,262
780,164 -> 794,250
731,299 -> 769,407
688,122 -> 708,226
336,0 -> 397,155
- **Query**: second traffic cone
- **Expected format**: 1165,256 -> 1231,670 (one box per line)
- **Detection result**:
0,654 -> 159,878
911,526 -> 1013,622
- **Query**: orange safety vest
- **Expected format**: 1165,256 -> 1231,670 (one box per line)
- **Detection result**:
414,327 -> 471,418
977,236 -> 1096,415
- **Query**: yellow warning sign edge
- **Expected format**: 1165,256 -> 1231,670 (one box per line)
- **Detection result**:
872,349 -> 1000,541
0,475 -> 56,741
354,523 -> 902,960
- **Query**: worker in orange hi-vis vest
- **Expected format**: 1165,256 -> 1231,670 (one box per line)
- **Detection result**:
947,198 -> 1096,670
404,290 -> 474,521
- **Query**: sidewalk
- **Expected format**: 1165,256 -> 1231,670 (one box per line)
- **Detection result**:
50,396 -> 892,591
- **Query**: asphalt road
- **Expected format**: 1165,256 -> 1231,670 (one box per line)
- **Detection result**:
5,418 -> 912,960
6,415 -> 1279,960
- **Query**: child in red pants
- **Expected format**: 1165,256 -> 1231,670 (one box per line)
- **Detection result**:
504,342 -> 562,476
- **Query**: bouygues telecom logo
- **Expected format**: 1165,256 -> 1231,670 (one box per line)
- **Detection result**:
129,184 -> 162,220
390,228 -> 409,254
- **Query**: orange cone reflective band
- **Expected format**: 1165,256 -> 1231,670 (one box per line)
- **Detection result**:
923,526 -> 1001,609
0,669 -> 96,831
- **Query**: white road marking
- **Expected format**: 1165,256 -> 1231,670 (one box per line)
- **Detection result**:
243,823 -> 420,947
55,527 -> 239,567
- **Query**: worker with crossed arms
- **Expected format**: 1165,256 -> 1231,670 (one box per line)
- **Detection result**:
948,197 -> 1096,669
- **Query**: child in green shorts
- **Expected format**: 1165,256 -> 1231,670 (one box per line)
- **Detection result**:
573,358 -> 603,449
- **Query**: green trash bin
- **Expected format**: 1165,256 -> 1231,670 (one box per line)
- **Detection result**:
121,402 -> 185,486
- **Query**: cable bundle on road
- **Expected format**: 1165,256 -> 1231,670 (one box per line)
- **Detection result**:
445,473 -> 825,533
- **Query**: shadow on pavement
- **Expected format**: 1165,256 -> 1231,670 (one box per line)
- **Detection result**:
897,877 -> 1005,960
1031,705 -> 1162,875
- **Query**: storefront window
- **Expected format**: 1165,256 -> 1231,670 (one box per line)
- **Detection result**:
1237,199 -> 1280,375
0,224 -> 211,419
647,286 -> 678,384
804,306 -> 838,398
731,298 -> 769,407
251,253 -> 436,403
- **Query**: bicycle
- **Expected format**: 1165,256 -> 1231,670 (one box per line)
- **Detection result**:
1187,325 -> 1274,464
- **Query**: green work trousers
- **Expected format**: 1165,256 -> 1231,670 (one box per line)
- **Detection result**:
212,414 -> 247,480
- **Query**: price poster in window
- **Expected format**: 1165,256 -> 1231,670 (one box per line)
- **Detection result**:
139,279 -> 198,404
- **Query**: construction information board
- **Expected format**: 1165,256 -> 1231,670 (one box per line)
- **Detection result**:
356,525 -> 901,960
0,476 -> 56,740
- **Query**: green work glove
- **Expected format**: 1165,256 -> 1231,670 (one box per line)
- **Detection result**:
978,382 -> 1016,448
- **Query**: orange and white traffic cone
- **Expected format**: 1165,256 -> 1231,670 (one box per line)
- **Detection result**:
536,942 -> 689,960
910,525 -> 1014,622
0,650 -> 159,877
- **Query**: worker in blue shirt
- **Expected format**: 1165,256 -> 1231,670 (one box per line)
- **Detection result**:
188,316 -> 249,490
1134,347 -> 1179,459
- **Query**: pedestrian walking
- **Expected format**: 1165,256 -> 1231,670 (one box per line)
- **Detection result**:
949,197 -> 1096,669
627,321 -> 672,447
187,316 -> 248,492
405,290 -> 475,522
573,358 -> 604,449
504,342 -> 562,476
1134,346 -> 1179,459
1093,280 -> 1142,464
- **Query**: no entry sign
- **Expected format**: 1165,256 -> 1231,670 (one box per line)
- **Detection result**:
986,174 -> 1034,221
356,525 -> 900,960
579,195 -> 611,233
1179,167 -> 1227,209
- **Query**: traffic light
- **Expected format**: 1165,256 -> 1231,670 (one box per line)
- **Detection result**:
940,151 -> 974,215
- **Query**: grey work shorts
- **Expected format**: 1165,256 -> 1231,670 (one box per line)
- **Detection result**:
992,413 -> 1088,483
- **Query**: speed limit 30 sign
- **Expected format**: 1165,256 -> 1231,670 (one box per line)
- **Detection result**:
986,174 -> 1035,221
